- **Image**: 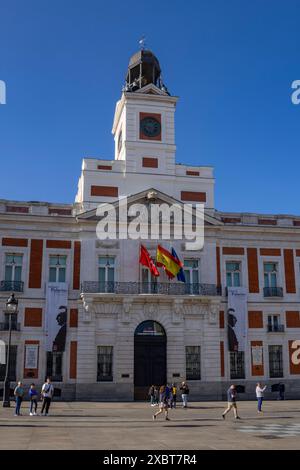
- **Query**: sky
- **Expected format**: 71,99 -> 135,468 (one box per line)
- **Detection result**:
0,0 -> 299,214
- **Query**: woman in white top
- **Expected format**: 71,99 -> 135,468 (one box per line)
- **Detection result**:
256,382 -> 267,413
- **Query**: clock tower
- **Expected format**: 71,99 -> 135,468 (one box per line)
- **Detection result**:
112,49 -> 178,175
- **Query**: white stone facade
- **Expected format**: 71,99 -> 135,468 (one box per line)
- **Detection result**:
0,50 -> 300,401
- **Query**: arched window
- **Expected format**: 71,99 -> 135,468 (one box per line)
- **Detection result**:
134,320 -> 165,337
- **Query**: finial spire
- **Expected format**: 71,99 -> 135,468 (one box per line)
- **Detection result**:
138,35 -> 146,50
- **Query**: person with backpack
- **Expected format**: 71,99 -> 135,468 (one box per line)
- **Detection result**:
40,377 -> 54,416
222,385 -> 241,420
29,383 -> 38,416
180,381 -> 189,408
14,381 -> 25,416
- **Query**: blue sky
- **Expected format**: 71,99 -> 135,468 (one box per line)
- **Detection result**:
0,0 -> 299,214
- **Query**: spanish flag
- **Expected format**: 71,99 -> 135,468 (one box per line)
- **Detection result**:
156,244 -> 181,279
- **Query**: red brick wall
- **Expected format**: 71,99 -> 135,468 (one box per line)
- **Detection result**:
181,191 -> 206,202
28,240 -> 43,288
46,240 -> 72,249
284,249 -> 296,293
248,311 -> 263,328
222,247 -> 244,255
286,311 -> 300,328
70,309 -> 78,328
220,342 -> 225,377
2,237 -> 28,247
91,186 -> 118,197
24,308 -> 43,327
70,341 -> 78,379
73,241 -> 81,290
247,248 -> 259,293
142,157 -> 158,168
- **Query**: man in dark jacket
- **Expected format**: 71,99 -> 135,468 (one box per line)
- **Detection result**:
222,385 -> 241,420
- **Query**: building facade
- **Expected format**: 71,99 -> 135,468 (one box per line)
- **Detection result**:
1,49 -> 300,401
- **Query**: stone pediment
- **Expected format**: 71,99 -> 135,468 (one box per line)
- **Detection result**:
77,188 -> 223,226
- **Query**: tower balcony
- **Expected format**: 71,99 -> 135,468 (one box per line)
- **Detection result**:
81,281 -> 222,297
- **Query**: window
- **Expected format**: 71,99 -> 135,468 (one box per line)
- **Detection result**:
5,254 -> 23,282
46,351 -> 63,381
230,351 -> 245,379
184,259 -> 199,284
226,262 -> 241,287
269,345 -> 283,378
267,315 -> 282,332
183,259 -> 199,294
186,346 -> 201,380
97,346 -> 113,381
49,255 -> 67,283
98,257 -> 115,292
0,345 -> 17,381
141,267 -> 158,293
264,263 -> 278,288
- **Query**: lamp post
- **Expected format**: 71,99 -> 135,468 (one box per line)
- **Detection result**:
2,293 -> 18,407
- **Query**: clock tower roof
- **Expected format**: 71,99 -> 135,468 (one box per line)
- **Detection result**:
124,49 -> 170,95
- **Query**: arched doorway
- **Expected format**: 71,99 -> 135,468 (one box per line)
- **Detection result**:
134,320 -> 167,400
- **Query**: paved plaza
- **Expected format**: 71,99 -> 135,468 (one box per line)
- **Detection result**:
0,400 -> 300,450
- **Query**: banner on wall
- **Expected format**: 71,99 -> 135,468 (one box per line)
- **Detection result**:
45,283 -> 68,352
251,345 -> 263,366
227,287 -> 248,352
25,344 -> 39,369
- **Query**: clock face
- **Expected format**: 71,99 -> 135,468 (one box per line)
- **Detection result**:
140,117 -> 161,138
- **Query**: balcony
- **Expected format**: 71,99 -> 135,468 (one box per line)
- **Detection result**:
0,281 -> 24,293
82,281 -> 222,296
263,287 -> 283,298
267,324 -> 285,333
0,322 -> 20,331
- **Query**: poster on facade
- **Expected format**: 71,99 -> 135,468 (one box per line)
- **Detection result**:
45,283 -> 68,352
251,345 -> 263,366
25,344 -> 39,369
227,287 -> 247,352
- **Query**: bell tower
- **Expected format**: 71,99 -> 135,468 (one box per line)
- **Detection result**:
112,48 -> 178,175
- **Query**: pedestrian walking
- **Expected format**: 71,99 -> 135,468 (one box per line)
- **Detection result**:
29,383 -> 38,416
180,381 -> 189,408
41,377 -> 54,416
222,385 -> 241,420
148,385 -> 155,406
14,381 -> 25,416
278,382 -> 285,400
153,385 -> 170,421
165,384 -> 171,407
256,382 -> 267,413
154,386 -> 159,405
171,383 -> 177,408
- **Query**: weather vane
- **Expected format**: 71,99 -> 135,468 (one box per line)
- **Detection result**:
139,35 -> 146,50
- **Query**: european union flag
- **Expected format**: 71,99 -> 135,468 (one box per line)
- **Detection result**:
171,248 -> 186,283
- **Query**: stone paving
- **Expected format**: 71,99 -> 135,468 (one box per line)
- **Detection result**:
0,400 -> 300,450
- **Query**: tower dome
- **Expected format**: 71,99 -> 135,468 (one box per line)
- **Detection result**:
124,49 -> 169,94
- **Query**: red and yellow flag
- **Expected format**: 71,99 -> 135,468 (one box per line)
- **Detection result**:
156,245 -> 181,279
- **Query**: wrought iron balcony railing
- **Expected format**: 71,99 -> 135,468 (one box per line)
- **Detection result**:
0,322 -> 21,331
0,280 -> 24,292
267,324 -> 285,333
82,281 -> 222,296
263,287 -> 284,297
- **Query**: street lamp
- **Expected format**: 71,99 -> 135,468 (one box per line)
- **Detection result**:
2,293 -> 18,407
